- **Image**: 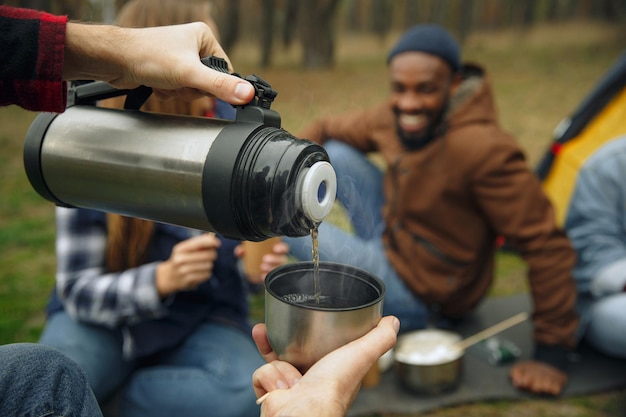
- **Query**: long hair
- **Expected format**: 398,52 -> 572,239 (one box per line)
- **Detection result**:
104,0 -> 218,271
105,0 -> 218,117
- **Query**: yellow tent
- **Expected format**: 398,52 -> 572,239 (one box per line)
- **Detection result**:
537,51 -> 626,227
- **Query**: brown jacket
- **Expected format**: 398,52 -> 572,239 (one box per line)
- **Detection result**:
298,64 -> 578,349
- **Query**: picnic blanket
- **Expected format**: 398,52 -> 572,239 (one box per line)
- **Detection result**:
349,293 -> 626,415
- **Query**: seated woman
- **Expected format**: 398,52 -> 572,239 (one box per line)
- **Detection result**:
565,134 -> 626,359
38,1 -> 288,416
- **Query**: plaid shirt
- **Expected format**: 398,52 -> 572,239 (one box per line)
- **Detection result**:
54,207 -> 170,328
51,207 -> 249,359
0,6 -> 67,112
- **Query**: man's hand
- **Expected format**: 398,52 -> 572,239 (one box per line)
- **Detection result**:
509,359 -> 567,396
251,316 -> 399,417
63,22 -> 255,105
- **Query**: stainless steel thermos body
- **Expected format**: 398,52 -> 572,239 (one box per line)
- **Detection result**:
23,105 -> 337,240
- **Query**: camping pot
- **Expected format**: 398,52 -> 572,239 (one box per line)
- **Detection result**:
265,262 -> 385,372
23,79 -> 336,241
395,329 -> 463,395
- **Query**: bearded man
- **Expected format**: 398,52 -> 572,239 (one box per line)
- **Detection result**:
283,24 -> 579,397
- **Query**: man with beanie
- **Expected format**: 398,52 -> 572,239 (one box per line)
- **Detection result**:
283,24 -> 578,396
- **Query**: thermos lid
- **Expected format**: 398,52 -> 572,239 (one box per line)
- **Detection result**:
298,161 -> 337,224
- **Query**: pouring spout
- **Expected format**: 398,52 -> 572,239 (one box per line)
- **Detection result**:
298,161 -> 337,224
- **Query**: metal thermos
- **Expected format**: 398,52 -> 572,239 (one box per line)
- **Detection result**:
23,74 -> 336,241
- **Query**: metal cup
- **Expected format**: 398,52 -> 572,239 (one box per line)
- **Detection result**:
394,329 -> 464,395
264,261 -> 385,372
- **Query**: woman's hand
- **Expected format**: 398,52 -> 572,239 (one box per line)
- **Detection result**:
156,233 -> 221,296
236,240 -> 290,285
258,241 -> 290,283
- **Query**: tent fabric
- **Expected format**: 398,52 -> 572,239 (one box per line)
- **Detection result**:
537,50 -> 626,226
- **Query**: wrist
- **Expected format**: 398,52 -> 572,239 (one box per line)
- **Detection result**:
63,23 -> 124,82
156,261 -> 175,297
533,343 -> 570,372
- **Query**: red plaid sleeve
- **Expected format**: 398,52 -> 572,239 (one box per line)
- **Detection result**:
0,6 -> 68,112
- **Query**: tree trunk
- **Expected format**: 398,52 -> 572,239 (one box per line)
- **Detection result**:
457,0 -> 473,44
260,0 -> 274,68
521,0 -> 536,26
565,0 -> 580,19
282,0 -> 299,47
430,0 -> 447,24
347,0 -> 363,32
596,0 -> 623,22
299,0 -> 340,69
220,0 -> 240,53
370,0 -> 391,41
546,0 -> 560,20
403,0 -> 420,29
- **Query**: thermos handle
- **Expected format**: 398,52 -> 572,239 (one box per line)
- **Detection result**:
200,55 -> 230,73
68,80 -> 151,110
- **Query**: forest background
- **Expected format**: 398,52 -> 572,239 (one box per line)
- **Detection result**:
1,0 -> 626,416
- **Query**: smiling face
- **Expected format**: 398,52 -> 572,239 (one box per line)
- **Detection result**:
389,52 -> 460,148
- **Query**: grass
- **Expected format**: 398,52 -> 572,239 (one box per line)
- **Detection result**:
0,108 -> 54,343
1,20 -> 625,415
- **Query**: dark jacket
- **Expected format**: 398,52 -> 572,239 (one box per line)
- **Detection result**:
298,64 -> 579,362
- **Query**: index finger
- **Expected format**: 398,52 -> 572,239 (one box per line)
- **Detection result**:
178,232 -> 221,252
252,360 -> 302,399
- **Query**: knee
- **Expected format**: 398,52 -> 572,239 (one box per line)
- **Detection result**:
34,344 -> 91,384
1,343 -> 82,378
587,295 -> 626,357
591,294 -> 626,325
324,140 -> 360,162
323,140 -> 382,191
0,343 -> 94,408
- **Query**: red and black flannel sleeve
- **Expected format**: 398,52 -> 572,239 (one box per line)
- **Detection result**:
0,6 -> 68,112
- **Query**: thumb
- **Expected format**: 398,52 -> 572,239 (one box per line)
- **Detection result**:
190,68 -> 255,105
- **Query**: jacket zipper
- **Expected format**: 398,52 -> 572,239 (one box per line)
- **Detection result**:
388,156 -> 467,268
389,156 -> 403,216
407,227 -> 469,268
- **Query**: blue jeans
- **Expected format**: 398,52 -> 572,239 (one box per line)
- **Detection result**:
284,140 -> 431,333
581,293 -> 626,358
0,343 -> 103,417
40,312 -> 263,417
